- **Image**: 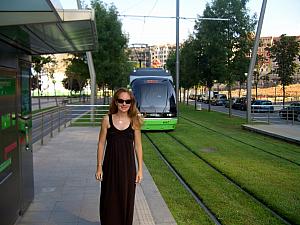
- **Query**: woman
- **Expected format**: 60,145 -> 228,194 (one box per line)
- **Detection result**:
95,88 -> 143,225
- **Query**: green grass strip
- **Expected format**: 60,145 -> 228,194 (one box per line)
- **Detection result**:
176,104 -> 300,223
147,132 -> 285,225
142,134 -> 214,225
71,113 -> 102,127
180,104 -> 300,161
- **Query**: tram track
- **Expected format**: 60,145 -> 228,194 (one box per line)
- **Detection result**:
144,132 -> 293,225
180,115 -> 300,167
164,131 -> 292,225
144,132 -> 222,225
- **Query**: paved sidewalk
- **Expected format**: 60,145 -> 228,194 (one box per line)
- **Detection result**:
243,124 -> 300,145
16,127 -> 176,225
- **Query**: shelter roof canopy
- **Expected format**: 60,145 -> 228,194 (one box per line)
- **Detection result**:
0,0 -> 97,54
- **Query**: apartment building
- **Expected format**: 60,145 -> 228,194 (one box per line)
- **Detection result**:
257,35 -> 300,85
150,44 -> 176,68
128,44 -> 151,68
128,43 -> 176,69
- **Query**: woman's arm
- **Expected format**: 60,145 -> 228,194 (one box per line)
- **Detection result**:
134,129 -> 143,183
95,115 -> 109,181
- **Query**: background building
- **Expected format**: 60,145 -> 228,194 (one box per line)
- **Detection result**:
128,43 -> 176,69
150,44 -> 176,68
128,44 -> 151,68
257,35 -> 300,86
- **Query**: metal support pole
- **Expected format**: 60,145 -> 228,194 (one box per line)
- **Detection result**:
41,112 -> 44,145
77,0 -> 96,122
58,107 -> 61,132
176,0 -> 180,118
246,0 -> 267,123
86,51 -> 96,122
50,111 -> 53,138
64,106 -> 67,128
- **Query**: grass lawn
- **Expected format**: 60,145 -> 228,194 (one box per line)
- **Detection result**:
180,104 -> 300,164
143,135 -> 214,225
71,113 -> 102,126
142,103 -> 300,224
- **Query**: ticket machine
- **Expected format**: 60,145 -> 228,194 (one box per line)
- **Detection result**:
0,1 -> 97,224
0,55 -> 34,225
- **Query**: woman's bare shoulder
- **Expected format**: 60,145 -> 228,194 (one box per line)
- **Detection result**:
101,114 -> 110,128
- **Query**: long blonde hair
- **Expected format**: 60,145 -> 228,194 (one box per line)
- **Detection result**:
109,88 -> 143,129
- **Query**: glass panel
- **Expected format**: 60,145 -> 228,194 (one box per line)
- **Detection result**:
0,72 -> 17,179
0,0 -> 51,11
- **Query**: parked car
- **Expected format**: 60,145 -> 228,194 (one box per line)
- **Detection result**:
189,94 -> 196,100
279,102 -> 300,121
196,94 -> 204,102
211,94 -> 227,106
232,97 -> 247,110
251,100 -> 274,113
225,97 -> 238,108
232,97 -> 255,111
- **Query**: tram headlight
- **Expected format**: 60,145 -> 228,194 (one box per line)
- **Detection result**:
165,113 -> 176,117
149,113 -> 161,117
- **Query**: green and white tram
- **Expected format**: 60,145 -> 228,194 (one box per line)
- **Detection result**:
130,68 -> 177,130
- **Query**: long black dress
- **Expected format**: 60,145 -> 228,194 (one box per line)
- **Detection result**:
100,114 -> 136,225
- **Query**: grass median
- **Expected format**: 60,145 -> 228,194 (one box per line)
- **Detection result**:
142,103 -> 300,224
180,104 -> 300,164
142,135 -> 214,225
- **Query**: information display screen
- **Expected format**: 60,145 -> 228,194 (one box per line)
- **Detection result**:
0,73 -> 17,181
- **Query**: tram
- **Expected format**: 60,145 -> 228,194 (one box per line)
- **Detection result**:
130,68 -> 177,130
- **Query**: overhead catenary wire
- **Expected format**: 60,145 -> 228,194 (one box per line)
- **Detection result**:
147,0 -> 159,16
118,14 -> 229,21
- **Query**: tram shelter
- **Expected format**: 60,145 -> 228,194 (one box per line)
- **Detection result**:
0,1 -> 97,224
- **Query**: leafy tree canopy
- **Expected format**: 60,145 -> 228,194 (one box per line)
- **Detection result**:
91,0 -> 132,90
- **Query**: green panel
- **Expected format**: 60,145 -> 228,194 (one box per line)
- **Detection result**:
142,118 -> 178,131
1,114 -> 11,130
0,76 -> 16,96
0,158 -> 12,173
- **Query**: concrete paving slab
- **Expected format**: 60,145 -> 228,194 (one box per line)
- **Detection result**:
243,124 -> 300,145
15,127 -> 177,225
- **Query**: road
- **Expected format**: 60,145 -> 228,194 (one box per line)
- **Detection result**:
187,100 -> 300,125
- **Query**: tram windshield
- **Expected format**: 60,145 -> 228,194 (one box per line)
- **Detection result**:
131,78 -> 176,114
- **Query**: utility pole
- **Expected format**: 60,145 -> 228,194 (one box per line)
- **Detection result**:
246,0 -> 267,123
176,0 -> 180,118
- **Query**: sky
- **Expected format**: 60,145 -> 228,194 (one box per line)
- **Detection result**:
60,0 -> 300,46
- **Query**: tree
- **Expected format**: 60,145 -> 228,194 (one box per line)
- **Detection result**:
62,54 -> 89,98
43,57 -> 59,105
194,0 -> 256,115
269,34 -> 300,105
91,0 -> 132,98
194,4 -> 228,112
180,36 -> 201,106
31,55 -> 53,109
253,53 -> 266,99
166,51 -> 183,101
165,51 -> 176,82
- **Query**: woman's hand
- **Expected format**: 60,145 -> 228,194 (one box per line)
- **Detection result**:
135,170 -> 143,184
95,166 -> 103,181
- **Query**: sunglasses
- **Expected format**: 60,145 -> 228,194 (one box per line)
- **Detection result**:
117,99 -> 132,104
